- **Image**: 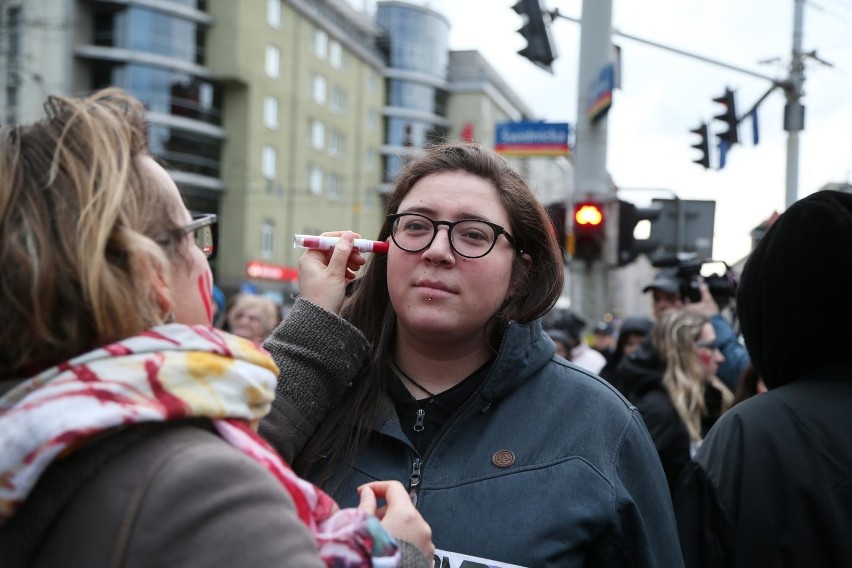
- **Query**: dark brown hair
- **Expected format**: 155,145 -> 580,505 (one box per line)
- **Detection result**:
295,143 -> 563,485
0,88 -> 182,379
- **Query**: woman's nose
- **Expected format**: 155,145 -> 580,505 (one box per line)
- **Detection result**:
422,227 -> 455,264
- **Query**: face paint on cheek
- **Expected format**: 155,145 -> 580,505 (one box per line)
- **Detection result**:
698,350 -> 713,366
198,273 -> 212,323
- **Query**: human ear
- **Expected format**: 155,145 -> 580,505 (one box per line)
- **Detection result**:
143,254 -> 175,322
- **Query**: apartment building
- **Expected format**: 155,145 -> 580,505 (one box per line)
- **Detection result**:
207,0 -> 386,298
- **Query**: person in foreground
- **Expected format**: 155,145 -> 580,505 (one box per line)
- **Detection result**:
262,143 -> 683,567
0,89 -> 432,567
674,190 -> 852,567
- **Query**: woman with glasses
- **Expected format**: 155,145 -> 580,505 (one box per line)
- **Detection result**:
0,89 -> 433,567
649,311 -> 734,486
262,143 -> 683,567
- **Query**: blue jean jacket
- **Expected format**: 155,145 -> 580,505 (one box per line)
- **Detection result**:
315,319 -> 684,567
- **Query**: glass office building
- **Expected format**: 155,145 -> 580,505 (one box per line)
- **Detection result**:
79,0 -> 224,211
376,1 -> 451,181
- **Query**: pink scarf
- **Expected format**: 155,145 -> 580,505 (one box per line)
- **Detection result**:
0,324 -> 400,566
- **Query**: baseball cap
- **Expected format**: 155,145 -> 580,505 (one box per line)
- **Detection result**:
594,321 -> 615,335
642,268 -> 680,295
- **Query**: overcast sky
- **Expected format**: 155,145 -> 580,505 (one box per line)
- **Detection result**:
355,0 -> 852,263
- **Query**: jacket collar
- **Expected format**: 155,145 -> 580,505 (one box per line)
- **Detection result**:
480,318 -> 554,403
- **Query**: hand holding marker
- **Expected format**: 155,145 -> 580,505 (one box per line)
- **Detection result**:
294,234 -> 389,254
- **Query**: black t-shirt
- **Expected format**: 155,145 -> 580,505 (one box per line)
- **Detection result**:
389,360 -> 492,456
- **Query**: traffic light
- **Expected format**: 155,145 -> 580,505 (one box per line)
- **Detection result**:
617,200 -> 662,266
512,0 -> 557,73
573,201 -> 604,262
713,88 -> 739,146
690,123 -> 710,169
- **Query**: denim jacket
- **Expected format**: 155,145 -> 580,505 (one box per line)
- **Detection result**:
266,311 -> 683,568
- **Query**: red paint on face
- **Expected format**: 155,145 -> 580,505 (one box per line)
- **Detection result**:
198,273 -> 212,324
698,349 -> 713,366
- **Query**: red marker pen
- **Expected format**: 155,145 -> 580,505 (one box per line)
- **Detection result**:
294,234 -> 389,253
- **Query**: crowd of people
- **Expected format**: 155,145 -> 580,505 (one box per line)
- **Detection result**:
2,88 -> 850,567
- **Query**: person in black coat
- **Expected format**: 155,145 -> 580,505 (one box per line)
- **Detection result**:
599,316 -> 653,390
674,190 -> 852,567
616,337 -> 689,495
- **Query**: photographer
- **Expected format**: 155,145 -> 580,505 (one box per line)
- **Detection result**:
643,267 -> 749,390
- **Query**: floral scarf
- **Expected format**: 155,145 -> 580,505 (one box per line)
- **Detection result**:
0,324 -> 400,567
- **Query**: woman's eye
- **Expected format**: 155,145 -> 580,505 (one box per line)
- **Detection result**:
461,230 -> 488,241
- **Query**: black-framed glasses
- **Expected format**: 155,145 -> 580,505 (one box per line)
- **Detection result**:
156,213 -> 218,260
695,340 -> 719,352
387,212 -> 520,259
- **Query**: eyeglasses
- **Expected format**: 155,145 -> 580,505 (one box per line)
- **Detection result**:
387,212 -> 520,259
156,213 -> 218,260
695,340 -> 719,352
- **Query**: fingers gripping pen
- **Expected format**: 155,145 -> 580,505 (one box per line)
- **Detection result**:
294,234 -> 390,253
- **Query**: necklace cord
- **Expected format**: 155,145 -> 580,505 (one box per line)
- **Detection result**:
390,360 -> 436,399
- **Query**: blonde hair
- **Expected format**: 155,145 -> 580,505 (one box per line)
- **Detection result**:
0,88 -> 184,379
653,311 -> 734,441
226,294 -> 280,340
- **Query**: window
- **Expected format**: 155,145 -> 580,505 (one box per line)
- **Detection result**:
262,145 -> 277,179
265,45 -> 280,78
365,148 -> 376,172
366,109 -> 377,133
267,0 -> 282,28
310,120 -> 325,151
368,69 -> 379,92
261,220 -> 275,259
329,130 -> 345,158
313,29 -> 328,60
263,96 -> 279,129
329,40 -> 342,69
327,173 -> 344,202
311,74 -> 327,105
330,85 -> 346,113
308,165 -> 323,196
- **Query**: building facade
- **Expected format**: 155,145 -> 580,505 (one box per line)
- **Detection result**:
375,0 -> 450,183
207,0 -> 386,299
0,0 -> 225,213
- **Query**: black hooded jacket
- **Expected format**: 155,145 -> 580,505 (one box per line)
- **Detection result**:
674,190 -> 852,567
616,338 -> 690,495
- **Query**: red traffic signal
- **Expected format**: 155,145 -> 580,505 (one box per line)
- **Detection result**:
573,201 -> 604,262
574,202 -> 604,229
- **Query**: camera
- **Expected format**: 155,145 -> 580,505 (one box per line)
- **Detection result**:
652,253 -> 739,309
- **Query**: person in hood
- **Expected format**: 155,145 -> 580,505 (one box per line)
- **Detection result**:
674,190 -> 852,567
261,143 -> 683,567
599,316 -> 653,389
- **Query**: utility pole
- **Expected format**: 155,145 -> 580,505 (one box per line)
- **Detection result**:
571,0 -> 614,326
784,0 -> 806,208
